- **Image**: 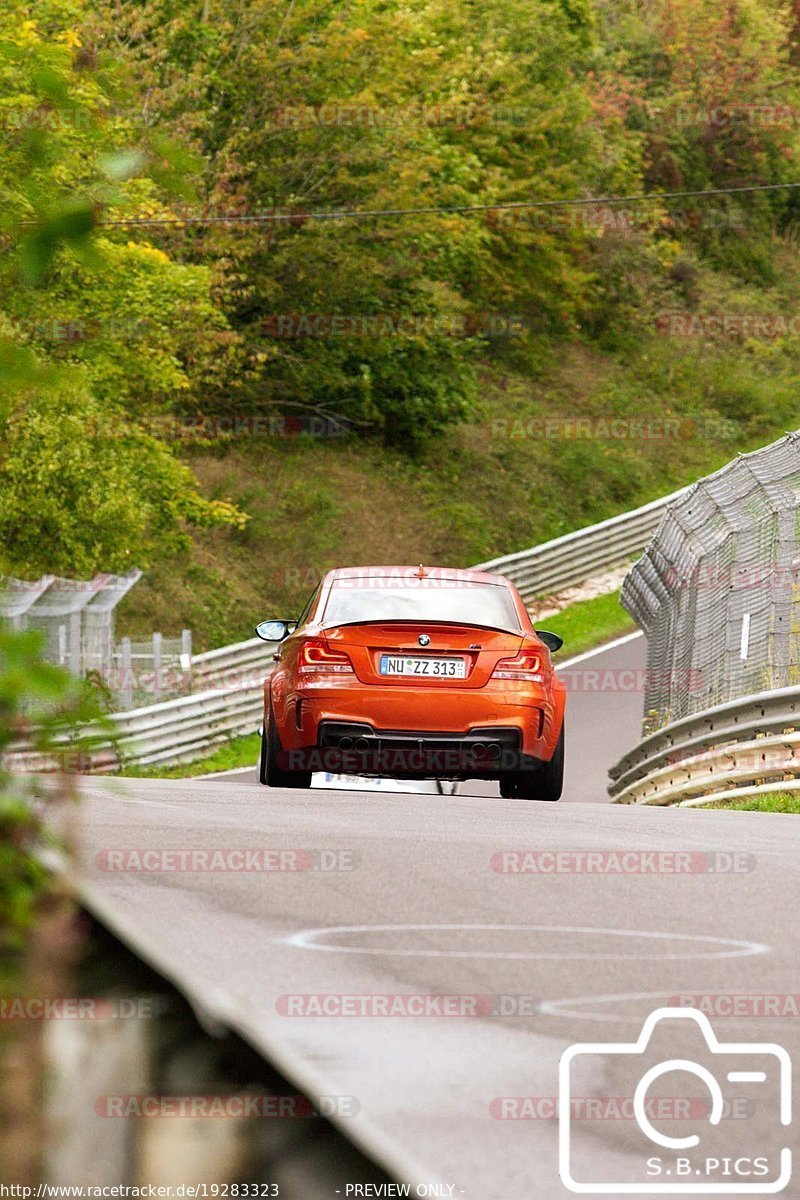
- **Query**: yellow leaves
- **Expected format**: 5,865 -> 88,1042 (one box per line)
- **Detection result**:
209,499 -> 249,531
12,19 -> 41,45
57,30 -> 82,50
126,241 -> 171,265
654,239 -> 683,270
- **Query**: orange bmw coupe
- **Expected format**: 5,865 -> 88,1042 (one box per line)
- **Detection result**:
255,565 -> 566,800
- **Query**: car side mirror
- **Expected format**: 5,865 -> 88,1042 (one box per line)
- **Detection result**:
535,629 -> 563,653
255,620 -> 293,642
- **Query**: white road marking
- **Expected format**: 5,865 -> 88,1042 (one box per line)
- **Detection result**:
556,629 -> 643,670
283,922 -> 768,961
198,765 -> 256,779
541,983 -> 774,1023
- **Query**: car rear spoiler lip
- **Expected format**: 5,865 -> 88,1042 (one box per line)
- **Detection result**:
320,618 -> 524,636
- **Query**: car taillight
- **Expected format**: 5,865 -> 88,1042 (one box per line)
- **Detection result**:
491,650 -> 543,682
299,638 -> 354,673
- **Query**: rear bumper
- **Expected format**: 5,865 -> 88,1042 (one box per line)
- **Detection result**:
277,728 -> 542,779
316,721 -> 538,778
269,673 -> 565,776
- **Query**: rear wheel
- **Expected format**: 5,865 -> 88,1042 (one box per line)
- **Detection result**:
500,723 -> 564,802
260,698 -> 313,789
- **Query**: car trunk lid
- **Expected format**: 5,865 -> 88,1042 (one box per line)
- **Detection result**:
323,622 -> 523,687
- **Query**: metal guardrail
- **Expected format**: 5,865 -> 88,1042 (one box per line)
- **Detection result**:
103,488 -> 689,768
110,678 -> 267,766
84,489 -> 684,768
5,486 -> 688,772
473,486 -> 688,602
191,636 -> 269,690
608,686 -> 800,806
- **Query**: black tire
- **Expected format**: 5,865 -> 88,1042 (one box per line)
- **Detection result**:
499,773 -> 519,799
259,721 -> 268,784
260,698 -> 313,789
500,723 -> 564,802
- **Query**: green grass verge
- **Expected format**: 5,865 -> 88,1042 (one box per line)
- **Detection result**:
703,792 -> 800,813
118,731 -> 260,779
541,589 -> 636,659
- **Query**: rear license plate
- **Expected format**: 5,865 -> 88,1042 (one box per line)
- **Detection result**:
379,655 -> 467,679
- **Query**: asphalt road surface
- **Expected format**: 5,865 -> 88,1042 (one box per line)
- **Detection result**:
74,627 -> 800,1197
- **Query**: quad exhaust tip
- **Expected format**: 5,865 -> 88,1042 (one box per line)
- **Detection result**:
470,742 -> 501,758
337,735 -> 371,752
334,733 -> 503,758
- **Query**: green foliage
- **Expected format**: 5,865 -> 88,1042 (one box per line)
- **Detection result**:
0,384 -> 245,576
0,624 -> 111,966
0,3 -> 246,578
589,0 -> 800,247
3,0 -> 800,621
97,0 -> 632,447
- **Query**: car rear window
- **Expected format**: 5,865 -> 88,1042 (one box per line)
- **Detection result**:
321,580 -> 521,631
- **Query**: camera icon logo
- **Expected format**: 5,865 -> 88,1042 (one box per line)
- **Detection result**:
559,1006 -> 791,1194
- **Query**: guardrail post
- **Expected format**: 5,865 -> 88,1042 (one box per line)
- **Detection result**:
69,610 -> 82,675
181,629 -> 192,691
120,637 -> 133,710
152,631 -> 163,702
57,623 -> 67,666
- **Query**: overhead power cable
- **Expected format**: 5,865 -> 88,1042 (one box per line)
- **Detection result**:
81,179 -> 800,228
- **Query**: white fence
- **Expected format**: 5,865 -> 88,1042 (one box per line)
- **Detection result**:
113,631 -> 193,709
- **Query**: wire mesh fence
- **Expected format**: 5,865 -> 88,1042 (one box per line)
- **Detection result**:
0,569 -> 194,709
621,430 -> 800,733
